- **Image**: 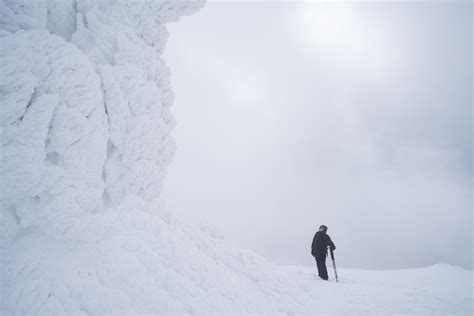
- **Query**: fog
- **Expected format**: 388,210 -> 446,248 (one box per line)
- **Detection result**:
163,1 -> 472,270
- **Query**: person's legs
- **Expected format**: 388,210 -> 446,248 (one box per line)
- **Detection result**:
315,258 -> 321,277
316,255 -> 328,280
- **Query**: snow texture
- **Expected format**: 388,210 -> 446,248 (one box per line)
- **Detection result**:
0,0 -> 472,314
0,0 -> 202,236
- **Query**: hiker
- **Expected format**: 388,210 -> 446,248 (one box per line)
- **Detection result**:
311,225 -> 336,280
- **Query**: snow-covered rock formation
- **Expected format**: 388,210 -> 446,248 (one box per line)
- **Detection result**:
1,1 -> 472,314
1,1 -> 304,314
1,0 -> 203,239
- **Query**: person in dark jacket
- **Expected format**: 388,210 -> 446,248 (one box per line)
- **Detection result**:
311,225 -> 336,280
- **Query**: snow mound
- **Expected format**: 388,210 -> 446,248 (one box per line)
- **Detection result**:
3,196 -> 296,314
1,1 -> 472,314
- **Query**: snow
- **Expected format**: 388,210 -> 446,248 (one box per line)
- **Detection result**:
3,195 -> 472,314
281,264 -> 473,314
0,0 -> 472,314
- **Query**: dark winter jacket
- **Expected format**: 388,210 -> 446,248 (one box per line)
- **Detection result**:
311,231 -> 336,257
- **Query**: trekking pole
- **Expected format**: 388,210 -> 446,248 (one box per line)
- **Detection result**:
329,247 -> 339,283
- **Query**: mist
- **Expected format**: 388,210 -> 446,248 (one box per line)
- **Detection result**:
163,1 -> 472,270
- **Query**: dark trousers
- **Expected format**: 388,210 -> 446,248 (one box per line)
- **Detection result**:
315,254 -> 328,280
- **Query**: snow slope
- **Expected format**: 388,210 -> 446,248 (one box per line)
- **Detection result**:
281,264 -> 472,315
1,0 -> 472,314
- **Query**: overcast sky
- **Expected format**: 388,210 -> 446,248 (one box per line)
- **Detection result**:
163,1 -> 472,270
